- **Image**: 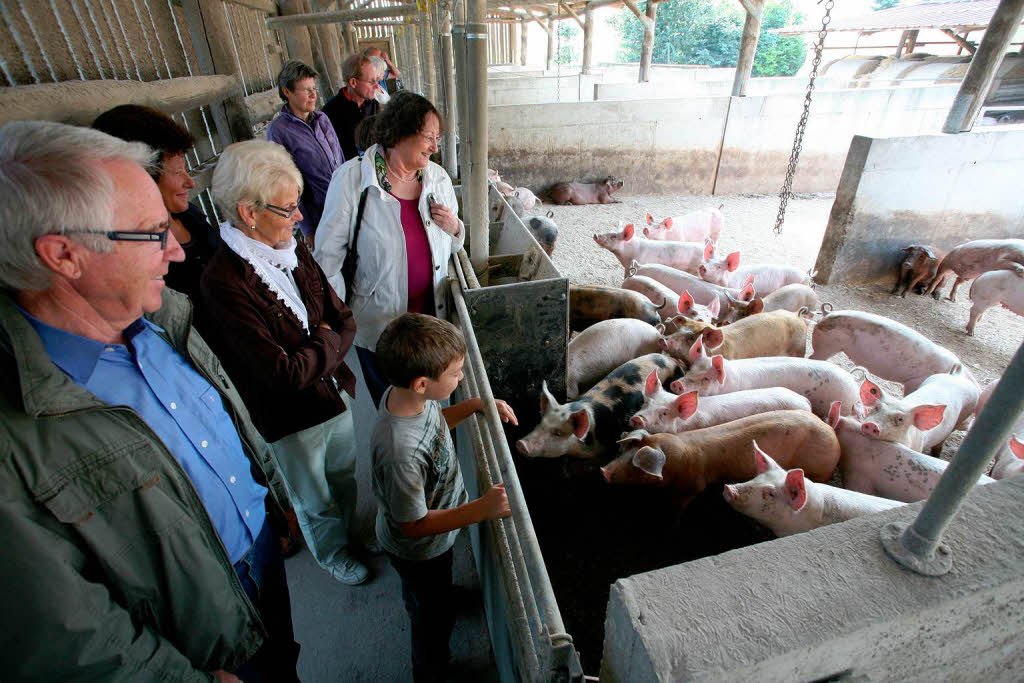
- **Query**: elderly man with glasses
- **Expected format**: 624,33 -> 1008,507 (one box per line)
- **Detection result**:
323,54 -> 382,162
0,120 -> 299,682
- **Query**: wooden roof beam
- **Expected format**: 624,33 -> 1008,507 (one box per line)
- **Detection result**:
940,27 -> 978,54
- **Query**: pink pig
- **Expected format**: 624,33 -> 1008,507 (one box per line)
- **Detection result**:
991,436 -> 1024,480
629,261 -> 757,317
966,270 -> 1024,336
622,276 -> 722,327
698,250 -> 811,295
593,223 -> 706,275
643,206 -> 723,244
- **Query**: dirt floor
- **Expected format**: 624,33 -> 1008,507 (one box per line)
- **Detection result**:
506,191 -> 1024,673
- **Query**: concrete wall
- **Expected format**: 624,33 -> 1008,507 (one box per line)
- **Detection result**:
489,84 -> 959,196
487,73 -> 602,105
815,129 -> 1024,285
601,476 -> 1024,682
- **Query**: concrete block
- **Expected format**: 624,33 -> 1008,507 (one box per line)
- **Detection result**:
602,476 -> 1024,682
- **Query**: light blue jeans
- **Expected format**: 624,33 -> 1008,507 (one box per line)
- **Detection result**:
269,403 -> 357,573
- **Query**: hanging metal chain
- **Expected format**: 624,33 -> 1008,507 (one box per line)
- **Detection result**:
773,0 -> 834,236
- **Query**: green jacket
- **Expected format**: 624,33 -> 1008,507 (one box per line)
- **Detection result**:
0,288 -> 289,682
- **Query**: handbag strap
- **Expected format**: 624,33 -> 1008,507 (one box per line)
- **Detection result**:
352,187 -> 369,254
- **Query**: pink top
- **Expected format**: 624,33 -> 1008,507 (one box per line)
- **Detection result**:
394,195 -> 434,314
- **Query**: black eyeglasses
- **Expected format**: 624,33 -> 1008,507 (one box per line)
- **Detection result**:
263,202 -> 300,219
62,228 -> 170,250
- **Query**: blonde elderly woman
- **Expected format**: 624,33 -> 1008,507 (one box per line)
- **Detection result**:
315,91 -> 464,409
200,140 -> 370,585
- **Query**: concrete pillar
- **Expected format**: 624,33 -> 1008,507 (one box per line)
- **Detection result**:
943,0 -> 1024,133
467,0 -> 489,272
440,10 -> 459,178
520,19 -> 528,66
731,0 -> 764,97
546,16 -> 555,71
639,0 -> 658,82
582,4 -> 594,75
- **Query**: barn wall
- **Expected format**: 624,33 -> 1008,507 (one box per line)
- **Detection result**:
601,476 -> 1024,682
815,130 -> 1024,285
488,84 -> 959,197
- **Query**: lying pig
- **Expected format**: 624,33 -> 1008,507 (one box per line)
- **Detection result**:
629,369 -> 810,433
991,436 -> 1024,480
893,245 -> 944,298
967,270 -> 1024,336
858,367 -> 979,455
569,284 -> 663,331
671,352 -> 863,419
594,223 -> 706,274
566,319 -> 665,399
548,176 -> 623,205
599,410 -> 840,501
525,211 -> 558,256
925,238 -> 1024,302
810,309 -> 970,393
829,402 -> 993,502
659,309 -> 808,361
762,283 -> 820,314
698,250 -> 811,295
629,261 -> 757,316
515,353 -> 682,460
723,445 -> 903,537
643,206 -> 724,244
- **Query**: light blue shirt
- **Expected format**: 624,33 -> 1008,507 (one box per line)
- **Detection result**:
22,311 -> 267,564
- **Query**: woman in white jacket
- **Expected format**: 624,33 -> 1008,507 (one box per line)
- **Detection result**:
314,92 -> 464,407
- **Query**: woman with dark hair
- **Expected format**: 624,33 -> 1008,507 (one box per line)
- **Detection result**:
314,91 -> 464,408
92,104 -> 219,304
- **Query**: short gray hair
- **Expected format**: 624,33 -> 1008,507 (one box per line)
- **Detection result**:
212,140 -> 304,229
277,60 -> 318,101
0,120 -> 155,291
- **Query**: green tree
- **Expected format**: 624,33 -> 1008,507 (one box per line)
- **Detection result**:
873,0 -> 899,10
557,23 -> 579,65
610,0 -> 806,77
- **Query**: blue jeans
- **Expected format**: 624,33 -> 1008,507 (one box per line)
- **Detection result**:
387,549 -> 456,683
234,520 -> 300,682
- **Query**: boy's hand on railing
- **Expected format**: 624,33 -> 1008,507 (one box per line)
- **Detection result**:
493,399 -> 518,425
480,484 -> 512,520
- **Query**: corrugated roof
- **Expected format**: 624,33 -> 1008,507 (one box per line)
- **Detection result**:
774,0 -> 1015,35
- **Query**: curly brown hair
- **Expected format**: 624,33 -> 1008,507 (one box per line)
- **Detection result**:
91,104 -> 194,179
374,91 -> 444,150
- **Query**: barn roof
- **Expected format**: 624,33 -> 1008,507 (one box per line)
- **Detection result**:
774,0 -> 1019,35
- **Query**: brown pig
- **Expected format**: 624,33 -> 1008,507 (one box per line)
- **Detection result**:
548,176 -> 623,205
924,238 -> 1024,302
659,309 -> 809,361
570,284 -> 664,332
600,410 -> 840,502
892,245 -> 945,298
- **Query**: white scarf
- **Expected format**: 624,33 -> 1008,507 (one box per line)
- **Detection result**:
219,222 -> 309,332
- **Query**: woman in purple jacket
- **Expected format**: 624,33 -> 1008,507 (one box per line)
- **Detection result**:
267,61 -> 344,247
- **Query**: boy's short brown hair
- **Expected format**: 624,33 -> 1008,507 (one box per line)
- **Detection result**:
376,313 -> 467,388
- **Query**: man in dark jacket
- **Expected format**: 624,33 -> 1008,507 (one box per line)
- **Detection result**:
323,53 -> 381,161
0,120 -> 299,682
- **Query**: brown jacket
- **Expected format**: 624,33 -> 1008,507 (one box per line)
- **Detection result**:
199,239 -> 357,443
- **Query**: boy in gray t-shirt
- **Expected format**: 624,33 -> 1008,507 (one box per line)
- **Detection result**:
371,313 -> 517,683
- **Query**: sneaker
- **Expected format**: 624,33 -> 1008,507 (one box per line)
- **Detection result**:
330,554 -> 369,585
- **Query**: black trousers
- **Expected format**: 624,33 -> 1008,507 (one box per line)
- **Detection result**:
356,346 -> 391,411
387,549 -> 457,683
234,520 -> 301,683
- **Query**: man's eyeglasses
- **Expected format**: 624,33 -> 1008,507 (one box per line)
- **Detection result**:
263,202 -> 300,219
62,228 -> 170,250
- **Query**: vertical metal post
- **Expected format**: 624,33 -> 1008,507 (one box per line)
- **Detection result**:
408,17 -> 423,94
943,0 -> 1024,133
440,9 -> 460,178
467,0 -> 489,273
453,14 -> 472,199
731,0 -> 764,97
422,8 -> 438,103
582,3 -> 593,75
882,340 -> 1024,576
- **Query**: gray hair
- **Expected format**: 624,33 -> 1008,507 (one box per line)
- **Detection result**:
0,120 -> 155,291
343,54 -> 373,84
368,55 -> 387,81
212,140 -> 304,229
277,60 -> 318,101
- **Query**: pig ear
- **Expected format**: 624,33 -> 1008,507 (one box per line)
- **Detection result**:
702,327 -> 725,350
617,429 -> 648,447
739,283 -> 756,301
688,336 -> 704,362
646,212 -> 654,225
570,409 -> 591,440
784,469 -> 808,512
644,370 -> 660,397
698,264 -> 708,278
726,252 -> 741,272
912,405 -> 946,432
623,223 -> 635,241
711,354 -> 726,383
709,297 -> 721,317
632,446 -> 665,478
828,401 -> 843,429
702,241 -> 715,262
860,379 -> 883,408
540,380 -> 558,413
743,274 -> 755,288
675,391 -> 699,419
664,217 -> 673,228
679,290 -> 695,313
1009,436 -> 1024,459
752,440 -> 779,474
746,298 -> 764,315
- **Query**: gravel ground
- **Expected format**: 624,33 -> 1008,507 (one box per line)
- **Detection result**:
511,192 -> 1024,672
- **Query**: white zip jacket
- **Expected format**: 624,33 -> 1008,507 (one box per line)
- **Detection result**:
314,143 -> 465,350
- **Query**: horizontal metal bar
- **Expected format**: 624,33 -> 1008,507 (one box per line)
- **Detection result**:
266,4 -> 419,28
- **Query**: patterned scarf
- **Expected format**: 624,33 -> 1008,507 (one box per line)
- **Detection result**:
375,148 -> 423,194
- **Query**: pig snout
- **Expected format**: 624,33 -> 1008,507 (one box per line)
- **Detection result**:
669,379 -> 685,394
515,439 -> 532,457
723,484 -> 738,503
861,422 -> 881,438
658,337 -> 670,351
600,466 -> 612,483
630,415 -> 646,429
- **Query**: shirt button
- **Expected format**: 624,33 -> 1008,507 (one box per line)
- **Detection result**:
245,509 -> 250,518
201,440 -> 208,448
169,402 -> 177,410
104,346 -> 116,352
230,476 -> 237,484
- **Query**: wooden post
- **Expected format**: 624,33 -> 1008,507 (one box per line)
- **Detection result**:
941,28 -> 977,55
409,18 -> 423,94
582,3 -> 593,74
943,0 -> 1024,133
731,0 -> 764,97
422,9 -> 439,104
906,29 -> 919,55
180,0 -> 254,145
308,2 -> 339,96
894,30 -> 910,58
639,0 -> 659,82
277,0 -> 316,66
520,18 -> 528,66
546,15 -> 555,71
